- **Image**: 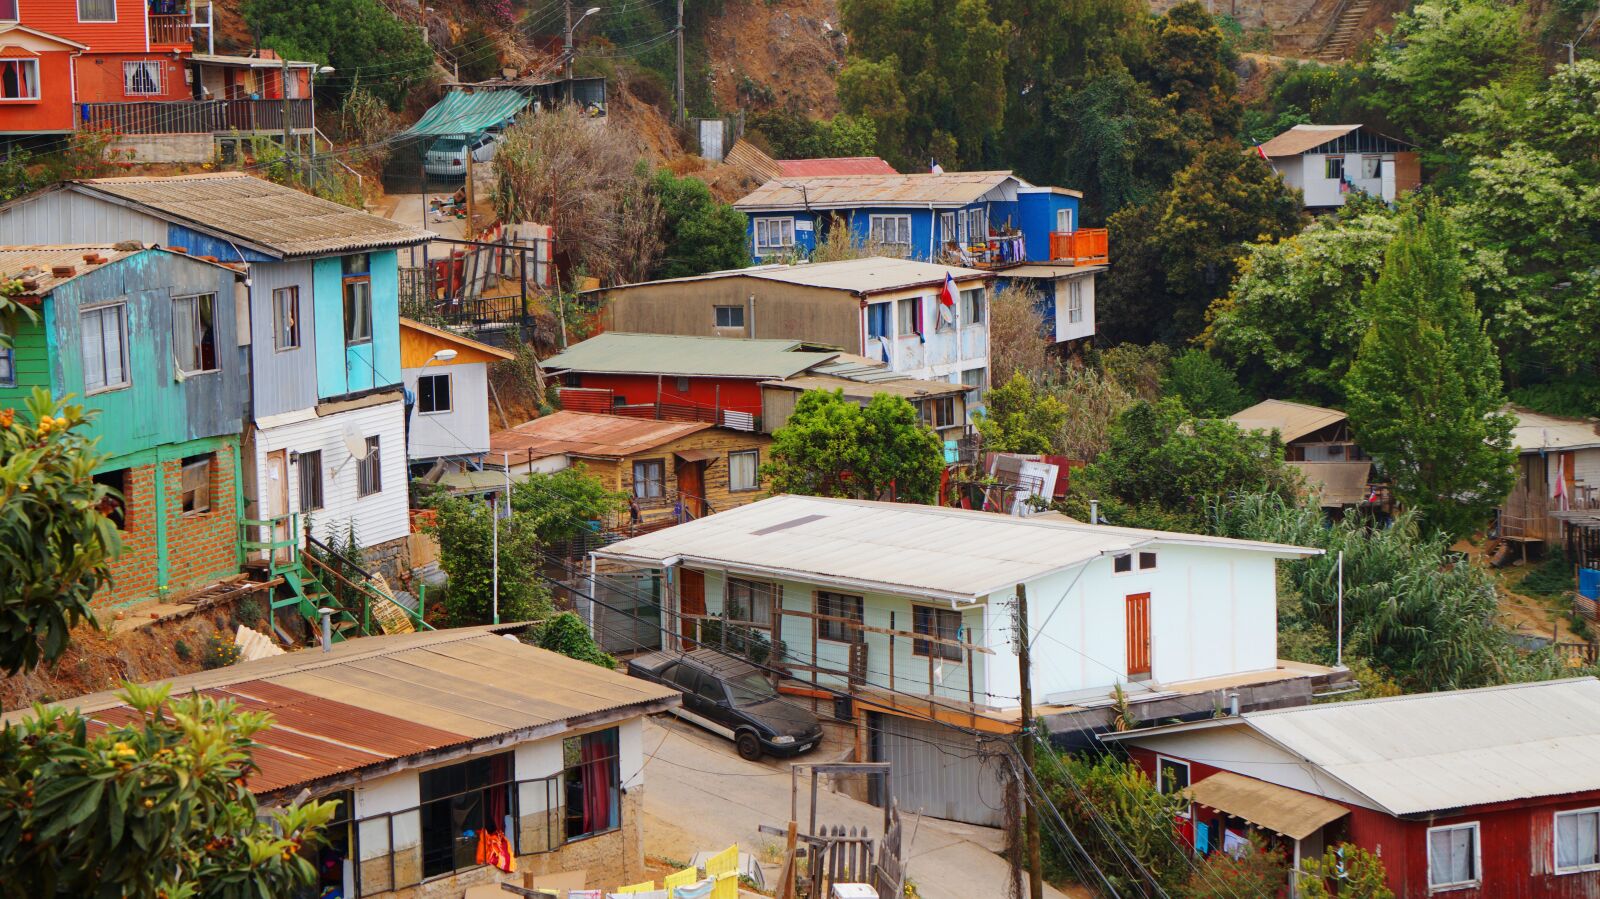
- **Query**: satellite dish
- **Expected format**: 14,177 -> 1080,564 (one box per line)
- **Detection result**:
343,423 -> 371,460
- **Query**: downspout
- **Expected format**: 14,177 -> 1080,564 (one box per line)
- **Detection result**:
747,293 -> 755,338
927,203 -> 936,260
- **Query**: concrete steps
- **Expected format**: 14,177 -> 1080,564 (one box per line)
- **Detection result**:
1317,0 -> 1372,60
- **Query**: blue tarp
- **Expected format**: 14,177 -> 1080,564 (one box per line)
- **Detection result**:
403,90 -> 530,138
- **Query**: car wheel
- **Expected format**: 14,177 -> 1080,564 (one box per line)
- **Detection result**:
735,731 -> 763,761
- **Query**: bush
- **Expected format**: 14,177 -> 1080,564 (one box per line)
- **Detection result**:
1035,749 -> 1190,895
235,596 -> 264,625
1179,833 -> 1288,898
531,612 -> 616,669
173,639 -> 192,662
1163,349 -> 1250,418
200,633 -> 241,670
1519,547 -> 1575,599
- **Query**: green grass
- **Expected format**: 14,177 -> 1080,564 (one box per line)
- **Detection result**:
1519,548 -> 1576,599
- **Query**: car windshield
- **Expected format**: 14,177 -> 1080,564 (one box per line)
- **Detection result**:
431,137 -> 466,152
725,671 -> 777,706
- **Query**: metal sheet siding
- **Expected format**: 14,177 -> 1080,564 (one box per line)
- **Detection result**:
0,191 -> 168,246
312,255 -> 346,398
403,361 -> 491,460
872,711 -> 1007,826
165,224 -> 277,264
247,260 -> 320,418
371,249 -> 402,387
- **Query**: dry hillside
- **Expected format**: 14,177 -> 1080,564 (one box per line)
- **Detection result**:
704,0 -> 845,116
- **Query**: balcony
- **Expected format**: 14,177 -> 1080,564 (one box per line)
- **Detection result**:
79,98 -> 312,135
1048,228 -> 1109,266
147,0 -> 208,47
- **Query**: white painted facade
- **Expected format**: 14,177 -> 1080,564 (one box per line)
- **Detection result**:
860,285 -> 990,414
1273,152 -> 1399,208
403,360 -> 493,463
1052,274 -> 1096,343
247,398 -> 410,550
697,542 -> 1280,709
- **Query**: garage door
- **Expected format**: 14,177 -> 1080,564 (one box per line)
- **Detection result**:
871,712 -> 1010,827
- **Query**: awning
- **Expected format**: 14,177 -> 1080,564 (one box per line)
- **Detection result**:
1185,772 -> 1348,841
674,449 -> 721,464
403,90 -> 529,138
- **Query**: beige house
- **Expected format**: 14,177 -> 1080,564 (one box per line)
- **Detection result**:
1231,400 -> 1376,510
3,627 -> 678,898
1499,409 -> 1600,545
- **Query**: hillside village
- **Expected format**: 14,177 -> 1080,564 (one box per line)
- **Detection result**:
3,0 -> 1600,898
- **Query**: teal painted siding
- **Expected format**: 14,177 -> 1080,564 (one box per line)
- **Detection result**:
370,249 -> 401,387
0,314 -> 50,409
312,256 -> 346,398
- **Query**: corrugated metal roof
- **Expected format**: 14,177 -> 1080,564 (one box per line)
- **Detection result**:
403,90 -> 530,137
191,53 -> 316,69
595,495 -> 1319,603
0,244 -> 239,295
722,140 -> 782,182
1256,124 -> 1364,157
1230,399 -> 1347,444
597,256 -> 992,297
763,373 -> 967,400
735,171 -> 1021,211
74,173 -> 432,258
1511,408 -> 1600,453
490,410 -> 711,459
543,333 -> 838,379
776,157 -> 899,177
7,626 -> 678,797
1187,772 -> 1349,839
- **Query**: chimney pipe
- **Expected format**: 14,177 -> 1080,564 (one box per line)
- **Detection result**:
1229,690 -> 1240,716
319,607 -> 335,653
1089,499 -> 1099,524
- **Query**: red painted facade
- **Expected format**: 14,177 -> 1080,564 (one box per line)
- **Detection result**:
1127,746 -> 1600,899
561,372 -> 767,417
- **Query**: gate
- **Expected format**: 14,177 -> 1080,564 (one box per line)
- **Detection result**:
872,712 -> 1007,826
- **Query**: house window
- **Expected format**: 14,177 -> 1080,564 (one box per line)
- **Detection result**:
728,449 -> 759,492
960,367 -> 986,401
920,396 -> 955,429
913,605 -> 962,661
726,577 -> 775,628
180,453 -> 212,514
1428,822 -> 1480,889
298,449 -> 323,512
80,304 -> 129,393
1156,756 -> 1190,817
419,752 -> 516,879
342,254 -> 372,345
123,61 -> 163,97
1139,551 -> 1157,571
563,728 -> 621,841
714,305 -> 745,329
1067,280 -> 1084,323
172,293 -> 218,374
939,211 -> 956,243
78,0 -> 115,21
93,468 -> 127,529
272,286 -> 300,350
1556,808 -> 1600,873
1324,156 -> 1344,181
0,0 -> 16,21
961,288 -> 983,325
417,373 -> 452,414
1056,208 -> 1073,233
964,208 -> 987,245
869,214 -> 912,254
816,590 -> 863,643
866,302 -> 890,340
356,435 -> 381,497
1113,553 -> 1133,574
632,458 -> 664,499
1361,155 -> 1382,180
753,217 -> 795,253
0,59 -> 37,100
897,297 -> 923,338
0,339 -> 13,387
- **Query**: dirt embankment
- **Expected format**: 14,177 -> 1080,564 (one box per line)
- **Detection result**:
704,0 -> 844,116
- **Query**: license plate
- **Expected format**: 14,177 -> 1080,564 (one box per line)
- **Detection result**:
800,743 -> 814,752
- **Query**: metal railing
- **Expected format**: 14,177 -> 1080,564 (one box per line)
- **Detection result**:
80,98 -> 313,135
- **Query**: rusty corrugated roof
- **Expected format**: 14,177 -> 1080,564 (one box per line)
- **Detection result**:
7,626 -> 679,798
776,157 -> 899,177
0,244 -> 240,296
74,173 -> 432,258
1255,124 -> 1362,157
490,410 -> 711,459
735,171 -> 1020,210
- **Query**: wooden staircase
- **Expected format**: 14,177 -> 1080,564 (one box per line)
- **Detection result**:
1317,0 -> 1372,60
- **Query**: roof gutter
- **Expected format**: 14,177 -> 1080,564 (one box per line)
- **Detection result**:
591,550 -> 985,606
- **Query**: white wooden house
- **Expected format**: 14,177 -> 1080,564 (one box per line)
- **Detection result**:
1258,124 -> 1419,209
399,318 -> 513,474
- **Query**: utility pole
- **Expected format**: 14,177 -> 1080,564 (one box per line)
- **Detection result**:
563,1 -> 574,83
280,56 -> 292,169
1016,583 -> 1043,899
675,0 -> 685,126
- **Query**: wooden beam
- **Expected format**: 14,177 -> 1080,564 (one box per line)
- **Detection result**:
771,608 -> 994,653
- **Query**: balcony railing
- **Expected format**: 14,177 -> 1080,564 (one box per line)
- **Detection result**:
80,99 -> 312,135
1048,228 -> 1109,265
148,13 -> 193,45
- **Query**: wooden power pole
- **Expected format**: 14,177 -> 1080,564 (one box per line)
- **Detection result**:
1016,582 -> 1044,899
675,0 -> 685,126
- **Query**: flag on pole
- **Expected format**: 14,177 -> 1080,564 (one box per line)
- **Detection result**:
1255,144 -> 1269,160
931,159 -> 945,174
939,272 -> 958,309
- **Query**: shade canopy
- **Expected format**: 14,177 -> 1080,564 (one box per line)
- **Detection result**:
1186,771 -> 1349,841
405,90 -> 529,138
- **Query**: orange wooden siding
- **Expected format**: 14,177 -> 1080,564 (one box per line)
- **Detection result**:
1125,592 -> 1151,676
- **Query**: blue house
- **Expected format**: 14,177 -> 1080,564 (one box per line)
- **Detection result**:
0,173 -> 433,569
733,170 -> 1107,345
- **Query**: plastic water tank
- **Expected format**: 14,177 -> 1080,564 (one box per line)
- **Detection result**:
1579,568 -> 1600,600
831,886 -> 880,899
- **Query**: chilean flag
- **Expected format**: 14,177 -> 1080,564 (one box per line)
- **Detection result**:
938,272 -> 958,327
1255,143 -> 1269,160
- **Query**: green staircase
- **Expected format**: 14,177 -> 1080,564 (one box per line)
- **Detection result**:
242,514 -> 431,645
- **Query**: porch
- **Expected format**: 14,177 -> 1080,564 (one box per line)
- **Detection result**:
148,0 -> 212,48
79,98 -> 313,135
1047,228 -> 1109,265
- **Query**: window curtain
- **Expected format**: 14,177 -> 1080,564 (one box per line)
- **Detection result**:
15,60 -> 29,98
580,729 -> 618,834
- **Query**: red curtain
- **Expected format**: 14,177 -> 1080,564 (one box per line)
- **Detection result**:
580,730 -> 616,833
485,753 -> 510,833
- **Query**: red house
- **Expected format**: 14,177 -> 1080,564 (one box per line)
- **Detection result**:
1103,678 -> 1600,898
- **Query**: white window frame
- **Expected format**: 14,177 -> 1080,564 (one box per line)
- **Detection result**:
965,207 -> 987,245
1325,155 -> 1345,181
0,59 -> 39,101
728,449 -> 759,492
1112,552 -> 1134,575
714,304 -> 745,329
417,372 -> 452,415
77,0 -> 115,22
123,60 -> 163,97
897,297 -> 921,337
753,217 -> 795,253
869,214 -> 912,254
1056,208 -> 1073,233
961,287 -> 983,325
1555,807 -> 1600,875
81,302 -> 129,394
1067,279 -> 1085,323
356,435 -> 382,497
171,293 -> 219,375
1155,756 -> 1192,818
939,211 -> 956,244
1427,821 -> 1481,891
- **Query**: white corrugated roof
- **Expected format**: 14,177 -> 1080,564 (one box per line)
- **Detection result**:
734,171 -> 1021,211
595,256 -> 991,297
1511,408 -> 1600,453
1110,678 -> 1600,815
1231,399 -> 1347,444
594,495 -> 1319,603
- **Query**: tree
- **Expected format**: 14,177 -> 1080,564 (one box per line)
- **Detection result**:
650,169 -> 749,279
1042,66 -> 1189,219
1100,142 -> 1301,345
1161,349 -> 1249,418
508,467 -> 627,546
242,0 -> 434,108
1295,844 -> 1394,898
0,387 -> 119,676
746,111 -> 879,160
1145,2 -> 1242,139
0,684 -> 337,897
1067,399 -> 1298,532
1034,749 -> 1190,896
529,612 -> 616,669
419,490 -> 551,626
1204,201 -> 1398,405
763,391 -> 944,503
1342,202 -> 1515,539
987,283 -> 1056,389
975,372 -> 1067,454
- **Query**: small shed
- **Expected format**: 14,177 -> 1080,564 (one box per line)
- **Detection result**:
1257,124 -> 1420,208
1231,399 -> 1375,509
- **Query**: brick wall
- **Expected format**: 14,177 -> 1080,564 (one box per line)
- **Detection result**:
99,440 -> 242,608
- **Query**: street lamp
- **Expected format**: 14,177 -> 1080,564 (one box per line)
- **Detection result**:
564,5 -> 603,81
308,65 -> 335,191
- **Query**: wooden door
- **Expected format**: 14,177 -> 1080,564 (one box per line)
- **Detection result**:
679,568 -> 705,644
677,458 -> 707,519
265,450 -> 290,563
1125,592 -> 1152,677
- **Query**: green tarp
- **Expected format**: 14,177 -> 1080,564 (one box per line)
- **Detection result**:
403,90 -> 530,138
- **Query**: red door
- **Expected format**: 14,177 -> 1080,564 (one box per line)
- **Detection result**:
679,569 -> 705,644
1126,593 -> 1152,677
677,458 -> 707,519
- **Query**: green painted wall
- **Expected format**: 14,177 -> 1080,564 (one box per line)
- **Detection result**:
0,312 -> 50,409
